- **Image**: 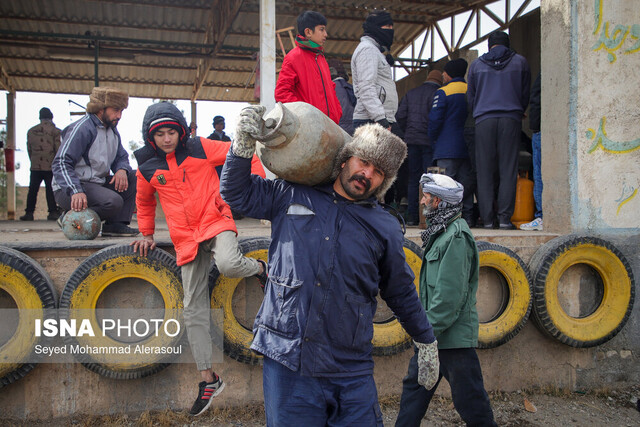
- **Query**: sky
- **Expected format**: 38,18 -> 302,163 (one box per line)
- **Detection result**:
0,93 -> 250,186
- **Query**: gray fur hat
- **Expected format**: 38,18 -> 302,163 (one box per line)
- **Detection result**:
332,123 -> 407,200
86,86 -> 129,114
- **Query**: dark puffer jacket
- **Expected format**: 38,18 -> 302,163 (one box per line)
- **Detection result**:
396,81 -> 441,146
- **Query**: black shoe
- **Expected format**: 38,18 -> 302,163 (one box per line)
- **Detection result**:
101,223 -> 140,237
231,210 -> 244,220
47,211 -> 61,221
19,213 -> 34,221
189,378 -> 225,416
254,259 -> 268,291
499,223 -> 516,230
56,211 -> 66,229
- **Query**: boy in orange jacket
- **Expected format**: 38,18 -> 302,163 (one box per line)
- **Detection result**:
131,102 -> 266,416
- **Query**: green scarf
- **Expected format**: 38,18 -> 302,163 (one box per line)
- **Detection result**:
295,34 -> 323,54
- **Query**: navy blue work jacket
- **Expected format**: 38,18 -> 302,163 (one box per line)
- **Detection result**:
220,150 -> 435,377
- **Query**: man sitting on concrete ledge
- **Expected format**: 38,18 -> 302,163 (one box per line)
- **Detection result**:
52,86 -> 138,237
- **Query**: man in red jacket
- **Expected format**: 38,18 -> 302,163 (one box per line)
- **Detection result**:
131,102 -> 267,417
274,10 -> 342,124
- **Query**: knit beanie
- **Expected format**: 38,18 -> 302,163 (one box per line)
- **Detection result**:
86,86 -> 129,114
488,30 -> 510,49
426,70 -> 443,85
333,123 -> 407,200
297,10 -> 327,35
213,115 -> 225,125
39,107 -> 53,120
147,117 -> 187,143
444,58 -> 468,79
364,11 -> 393,28
420,173 -> 464,208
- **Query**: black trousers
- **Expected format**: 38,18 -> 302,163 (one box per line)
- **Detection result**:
25,170 -> 57,214
436,158 -> 475,221
406,144 -> 434,221
54,170 -> 137,224
396,347 -> 497,427
475,117 -> 520,226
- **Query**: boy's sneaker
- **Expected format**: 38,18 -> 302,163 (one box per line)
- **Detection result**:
254,259 -> 268,291
19,212 -> 34,221
189,377 -> 225,416
101,223 -> 140,237
520,217 -> 543,231
47,211 -> 61,221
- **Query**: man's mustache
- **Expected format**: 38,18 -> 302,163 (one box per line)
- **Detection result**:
349,174 -> 371,192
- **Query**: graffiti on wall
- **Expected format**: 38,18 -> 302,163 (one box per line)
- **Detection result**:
615,184 -> 637,215
592,0 -> 640,63
586,117 -> 640,154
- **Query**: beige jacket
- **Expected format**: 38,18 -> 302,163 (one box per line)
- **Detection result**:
27,120 -> 61,171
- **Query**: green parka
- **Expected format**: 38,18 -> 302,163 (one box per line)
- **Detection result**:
419,215 -> 479,349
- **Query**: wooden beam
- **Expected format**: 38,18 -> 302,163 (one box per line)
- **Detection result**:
192,0 -> 244,101
0,61 -> 15,92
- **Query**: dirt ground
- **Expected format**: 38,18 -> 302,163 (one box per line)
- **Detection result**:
4,385 -> 639,426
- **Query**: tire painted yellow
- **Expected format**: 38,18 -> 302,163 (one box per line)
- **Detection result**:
59,245 -> 183,379
0,247 -> 56,388
476,241 -> 532,349
530,236 -> 634,347
371,238 -> 423,356
210,238 -> 269,365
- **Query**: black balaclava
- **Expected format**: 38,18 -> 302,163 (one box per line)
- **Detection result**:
363,11 -> 395,65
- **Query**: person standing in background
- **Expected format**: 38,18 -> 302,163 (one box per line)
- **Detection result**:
207,115 -> 231,142
328,58 -> 356,135
520,73 -> 543,231
428,58 -> 475,228
20,107 -> 62,221
467,31 -> 531,230
396,70 -> 443,226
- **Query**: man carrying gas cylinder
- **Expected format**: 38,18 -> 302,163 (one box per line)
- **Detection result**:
220,105 -> 440,426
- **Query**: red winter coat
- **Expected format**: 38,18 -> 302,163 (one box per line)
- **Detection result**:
275,46 -> 342,124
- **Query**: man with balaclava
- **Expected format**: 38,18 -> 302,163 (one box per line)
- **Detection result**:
20,107 -> 62,221
351,10 -> 398,131
220,106 -> 440,426
275,10 -> 342,124
52,86 -> 138,237
428,58 -> 475,227
396,173 -> 497,427
467,30 -> 531,230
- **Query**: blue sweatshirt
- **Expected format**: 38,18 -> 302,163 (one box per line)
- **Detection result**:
467,45 -> 531,124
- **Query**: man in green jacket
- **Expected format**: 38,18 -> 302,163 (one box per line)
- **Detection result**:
396,173 -> 496,426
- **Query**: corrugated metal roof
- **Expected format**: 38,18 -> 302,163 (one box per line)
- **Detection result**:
0,0 -> 498,101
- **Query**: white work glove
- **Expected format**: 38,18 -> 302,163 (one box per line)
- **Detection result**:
233,105 -> 266,158
414,340 -> 440,390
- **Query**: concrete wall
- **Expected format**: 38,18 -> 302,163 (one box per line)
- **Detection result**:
1,231 -> 639,420
543,0 -> 640,233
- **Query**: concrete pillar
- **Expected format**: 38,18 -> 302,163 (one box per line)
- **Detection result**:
259,0 -> 276,112
542,0 -> 640,233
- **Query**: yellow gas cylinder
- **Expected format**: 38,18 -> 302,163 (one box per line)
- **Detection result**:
511,173 -> 535,228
